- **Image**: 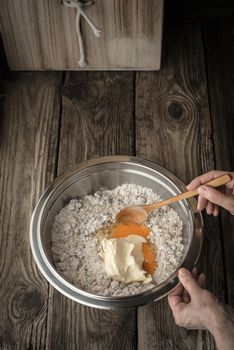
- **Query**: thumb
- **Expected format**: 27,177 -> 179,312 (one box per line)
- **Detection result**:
178,268 -> 200,296
198,185 -> 234,213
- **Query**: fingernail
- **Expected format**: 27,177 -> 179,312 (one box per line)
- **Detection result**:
186,184 -> 192,190
198,186 -> 207,195
179,268 -> 189,278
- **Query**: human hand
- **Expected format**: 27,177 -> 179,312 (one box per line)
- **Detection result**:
168,268 -> 234,350
168,267 -> 218,331
187,170 -> 234,216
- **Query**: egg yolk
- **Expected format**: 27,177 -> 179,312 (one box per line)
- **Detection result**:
109,222 -> 157,275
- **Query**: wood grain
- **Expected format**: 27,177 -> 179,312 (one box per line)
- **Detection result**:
0,72 -> 62,349
0,16 -> 233,350
46,71 -> 137,350
57,71 -> 135,172
135,19 -> 225,350
203,19 -> 234,306
0,0 -> 163,70
82,0 -> 163,70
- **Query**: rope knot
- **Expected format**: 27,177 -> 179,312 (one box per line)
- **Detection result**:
63,0 -> 101,68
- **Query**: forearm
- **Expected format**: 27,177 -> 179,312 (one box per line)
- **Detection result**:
208,303 -> 234,350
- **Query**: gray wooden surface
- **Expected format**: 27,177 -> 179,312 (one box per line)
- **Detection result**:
0,17 -> 234,350
0,0 -> 163,70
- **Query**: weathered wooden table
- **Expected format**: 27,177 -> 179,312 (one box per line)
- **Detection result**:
0,15 -> 234,350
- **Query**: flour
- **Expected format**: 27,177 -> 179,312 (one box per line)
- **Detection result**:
51,184 -> 184,296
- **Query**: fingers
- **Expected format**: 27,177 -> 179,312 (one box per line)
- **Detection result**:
187,171 -> 227,191
198,195 -> 220,216
182,268 -> 206,303
213,205 -> 220,216
168,284 -> 184,309
168,267 -> 207,317
206,201 -> 214,215
197,195 -> 207,211
205,203 -> 219,216
187,170 -> 234,215
198,186 -> 234,214
197,273 -> 206,288
178,268 -> 200,297
168,272 -> 187,309
183,267 -> 197,303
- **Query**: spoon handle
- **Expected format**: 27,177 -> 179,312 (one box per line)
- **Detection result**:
142,174 -> 232,212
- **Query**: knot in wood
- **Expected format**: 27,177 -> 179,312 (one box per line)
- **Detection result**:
12,288 -> 45,319
168,102 -> 183,119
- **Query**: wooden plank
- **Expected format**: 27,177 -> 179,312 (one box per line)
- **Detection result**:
0,2 -> 43,69
82,0 -> 163,70
57,71 -> 135,172
0,34 -> 8,76
203,19 -> 234,306
46,71 -> 137,350
166,0 -> 234,18
135,19 -> 225,350
0,72 -> 62,349
0,0 -> 163,70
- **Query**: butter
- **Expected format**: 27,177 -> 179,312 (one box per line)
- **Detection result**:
100,235 -> 152,284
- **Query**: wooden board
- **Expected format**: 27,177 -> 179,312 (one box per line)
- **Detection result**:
0,72 -> 62,349
203,19 -> 234,306
135,19 -> 225,349
0,0 -> 163,70
45,71 -> 137,350
1,16 -> 234,350
57,71 -> 135,172
166,0 -> 234,18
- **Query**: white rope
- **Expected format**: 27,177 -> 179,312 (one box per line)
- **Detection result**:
63,0 -> 101,68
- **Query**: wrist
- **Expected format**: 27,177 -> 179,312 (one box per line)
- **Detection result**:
207,302 -> 233,337
206,301 -> 225,335
207,303 -> 234,350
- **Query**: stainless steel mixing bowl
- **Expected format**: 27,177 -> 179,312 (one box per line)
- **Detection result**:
30,156 -> 203,309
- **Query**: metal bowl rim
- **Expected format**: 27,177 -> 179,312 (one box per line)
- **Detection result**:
30,156 -> 203,308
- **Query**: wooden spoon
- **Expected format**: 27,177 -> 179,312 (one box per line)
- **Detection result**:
116,174 -> 232,225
